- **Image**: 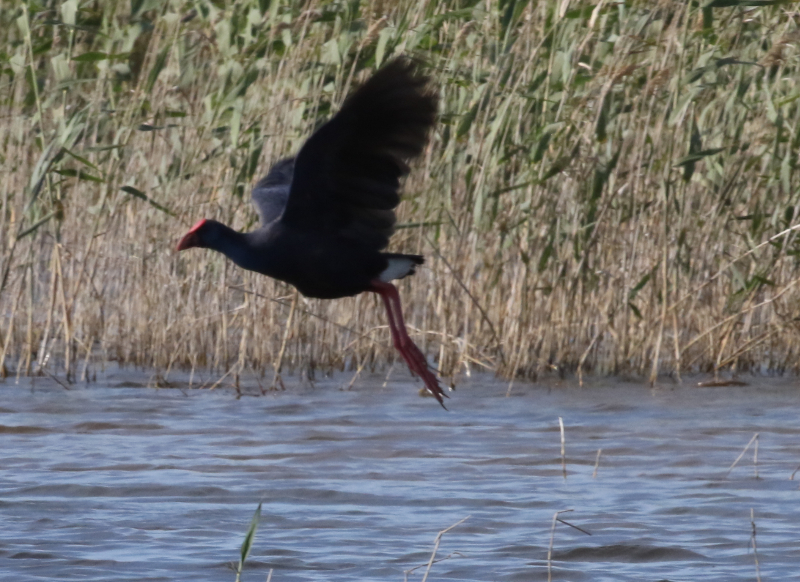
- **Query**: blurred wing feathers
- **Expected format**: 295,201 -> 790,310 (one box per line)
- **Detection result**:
281,58 -> 437,250
251,157 -> 294,225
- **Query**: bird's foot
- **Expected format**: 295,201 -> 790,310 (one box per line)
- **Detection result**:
398,340 -> 447,408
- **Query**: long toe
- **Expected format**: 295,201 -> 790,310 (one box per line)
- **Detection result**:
420,368 -> 449,410
396,345 -> 446,407
401,343 -> 446,407
421,370 -> 447,408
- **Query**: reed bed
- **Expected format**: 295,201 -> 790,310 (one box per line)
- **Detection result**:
3,0 -> 800,385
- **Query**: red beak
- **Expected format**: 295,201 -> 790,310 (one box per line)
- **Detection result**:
176,219 -> 207,251
176,231 -> 198,251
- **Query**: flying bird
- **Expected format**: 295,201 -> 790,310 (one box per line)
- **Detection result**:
176,58 -> 446,406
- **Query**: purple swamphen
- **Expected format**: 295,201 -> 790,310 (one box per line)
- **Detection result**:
176,58 -> 445,406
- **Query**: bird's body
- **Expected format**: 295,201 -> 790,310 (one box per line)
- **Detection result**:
203,219 -> 416,299
177,58 -> 445,406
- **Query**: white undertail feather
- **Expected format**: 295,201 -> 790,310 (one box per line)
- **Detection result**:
379,257 -> 420,282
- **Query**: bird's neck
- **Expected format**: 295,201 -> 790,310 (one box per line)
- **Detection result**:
209,225 -> 255,268
212,227 -> 283,279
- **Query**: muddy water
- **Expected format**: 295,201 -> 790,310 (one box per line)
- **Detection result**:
2,371 -> 799,581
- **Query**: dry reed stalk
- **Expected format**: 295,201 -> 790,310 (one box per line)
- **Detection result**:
558,416 -> 566,480
670,309 -> 682,383
577,326 -> 603,387
55,246 -> 72,380
402,515 -> 469,582
271,292 -> 297,390
750,508 -> 762,582
546,509 -> 591,582
0,276 -> 23,374
592,448 -> 602,479
727,433 -> 760,478
22,259 -> 34,377
34,248 -> 57,375
38,365 -> 70,390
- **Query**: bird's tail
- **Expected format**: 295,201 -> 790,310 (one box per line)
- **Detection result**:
378,253 -> 424,282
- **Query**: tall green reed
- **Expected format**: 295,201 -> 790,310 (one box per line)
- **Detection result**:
2,0 -> 800,385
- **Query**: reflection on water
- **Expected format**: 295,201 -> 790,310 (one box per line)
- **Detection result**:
2,370 -> 800,581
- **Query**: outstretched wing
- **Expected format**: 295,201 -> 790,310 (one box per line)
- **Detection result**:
280,58 -> 438,250
251,157 -> 294,225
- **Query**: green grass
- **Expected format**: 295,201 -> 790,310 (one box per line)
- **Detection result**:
2,0 -> 800,385
234,502 -> 261,582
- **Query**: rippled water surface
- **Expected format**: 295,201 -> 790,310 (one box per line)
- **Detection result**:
2,371 -> 800,581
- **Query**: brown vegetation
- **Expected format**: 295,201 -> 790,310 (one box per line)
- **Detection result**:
3,1 -> 800,386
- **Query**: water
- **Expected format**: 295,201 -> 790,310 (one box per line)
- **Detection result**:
2,370 -> 799,581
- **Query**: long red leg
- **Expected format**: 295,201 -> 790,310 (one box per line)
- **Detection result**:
384,284 -> 431,374
373,281 -> 430,376
374,284 -> 417,370
374,283 -> 425,372
370,280 -> 447,408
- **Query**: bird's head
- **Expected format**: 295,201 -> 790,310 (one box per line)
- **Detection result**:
176,219 -> 225,251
